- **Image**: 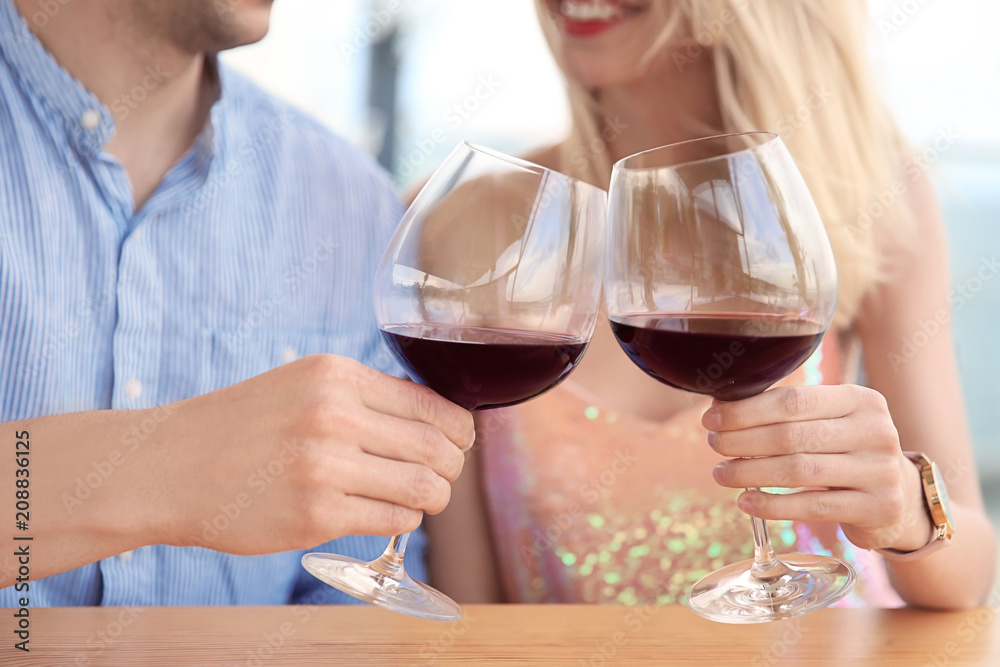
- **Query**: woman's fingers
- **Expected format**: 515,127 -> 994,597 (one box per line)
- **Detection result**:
735,488 -> 899,530
702,385 -> 886,431
713,451 -> 899,491
701,384 -> 919,551
708,418 -> 847,458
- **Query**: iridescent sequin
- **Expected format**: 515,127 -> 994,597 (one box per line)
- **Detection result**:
482,336 -> 904,608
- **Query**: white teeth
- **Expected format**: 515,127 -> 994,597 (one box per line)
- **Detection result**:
560,0 -> 626,21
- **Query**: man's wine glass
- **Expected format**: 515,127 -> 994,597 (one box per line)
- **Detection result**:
302,142 -> 607,621
605,132 -> 854,623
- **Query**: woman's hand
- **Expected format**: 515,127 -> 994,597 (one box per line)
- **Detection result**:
703,384 -> 932,552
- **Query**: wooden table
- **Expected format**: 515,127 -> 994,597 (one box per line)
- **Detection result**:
7,604 -> 1000,665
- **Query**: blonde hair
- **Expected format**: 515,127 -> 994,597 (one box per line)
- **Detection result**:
537,0 -> 910,329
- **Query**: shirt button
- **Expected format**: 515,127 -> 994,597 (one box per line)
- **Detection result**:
81,109 -> 101,131
118,550 -> 134,562
280,347 -> 298,364
125,379 -> 143,398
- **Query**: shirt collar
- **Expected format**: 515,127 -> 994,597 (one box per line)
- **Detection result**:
0,0 -> 115,155
0,0 -> 232,165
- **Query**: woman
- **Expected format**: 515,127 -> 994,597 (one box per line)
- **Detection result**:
424,0 -> 995,608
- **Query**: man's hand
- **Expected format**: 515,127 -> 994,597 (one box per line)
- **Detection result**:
164,354 -> 475,552
1,354 -> 474,586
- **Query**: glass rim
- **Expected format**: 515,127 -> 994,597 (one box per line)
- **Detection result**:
611,131 -> 780,173
461,141 -> 608,197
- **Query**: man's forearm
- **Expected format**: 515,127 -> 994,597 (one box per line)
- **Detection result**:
0,355 -> 476,589
1,409 -> 171,588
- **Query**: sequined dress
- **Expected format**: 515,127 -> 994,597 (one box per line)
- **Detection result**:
481,339 -> 904,607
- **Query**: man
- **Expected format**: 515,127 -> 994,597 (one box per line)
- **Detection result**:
0,0 -> 474,606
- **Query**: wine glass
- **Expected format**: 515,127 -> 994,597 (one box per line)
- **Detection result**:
302,141 -> 607,621
605,132 -> 854,623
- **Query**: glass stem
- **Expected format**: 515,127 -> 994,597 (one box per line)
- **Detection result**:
372,532 -> 409,578
746,487 -> 785,581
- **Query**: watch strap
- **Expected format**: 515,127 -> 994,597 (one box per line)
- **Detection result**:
876,521 -> 948,561
875,451 -> 953,562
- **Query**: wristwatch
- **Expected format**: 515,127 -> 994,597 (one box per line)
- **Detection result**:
877,452 -> 955,561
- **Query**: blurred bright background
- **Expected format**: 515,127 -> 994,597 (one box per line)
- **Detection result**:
223,1 -> 1000,485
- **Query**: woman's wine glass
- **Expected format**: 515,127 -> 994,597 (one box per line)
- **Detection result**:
302,141 -> 607,621
605,132 -> 854,623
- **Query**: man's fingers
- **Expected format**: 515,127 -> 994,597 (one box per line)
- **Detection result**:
359,411 -> 466,482
355,366 -> 475,452
339,496 -> 424,537
338,452 -> 452,515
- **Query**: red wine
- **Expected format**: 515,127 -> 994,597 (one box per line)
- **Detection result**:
609,313 -> 825,401
380,324 -> 588,411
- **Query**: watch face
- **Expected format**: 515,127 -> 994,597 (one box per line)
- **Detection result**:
930,461 -> 956,530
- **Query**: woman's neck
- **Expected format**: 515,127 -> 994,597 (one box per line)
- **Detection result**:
595,53 -> 724,164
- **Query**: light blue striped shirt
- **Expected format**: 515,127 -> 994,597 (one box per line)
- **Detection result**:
0,0 -> 424,606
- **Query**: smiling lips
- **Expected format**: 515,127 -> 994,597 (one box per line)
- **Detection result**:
558,0 -> 643,37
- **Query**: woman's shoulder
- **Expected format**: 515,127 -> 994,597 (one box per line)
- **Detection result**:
402,144 -> 565,207
520,144 -> 563,171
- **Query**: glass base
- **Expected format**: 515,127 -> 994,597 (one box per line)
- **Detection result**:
301,552 -> 462,622
688,553 -> 856,624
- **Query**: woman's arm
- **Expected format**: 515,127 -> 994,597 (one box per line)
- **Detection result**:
704,171 -> 995,609
855,170 -> 995,608
424,425 -> 503,602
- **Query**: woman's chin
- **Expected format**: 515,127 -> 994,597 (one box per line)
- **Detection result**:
560,58 -> 645,90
